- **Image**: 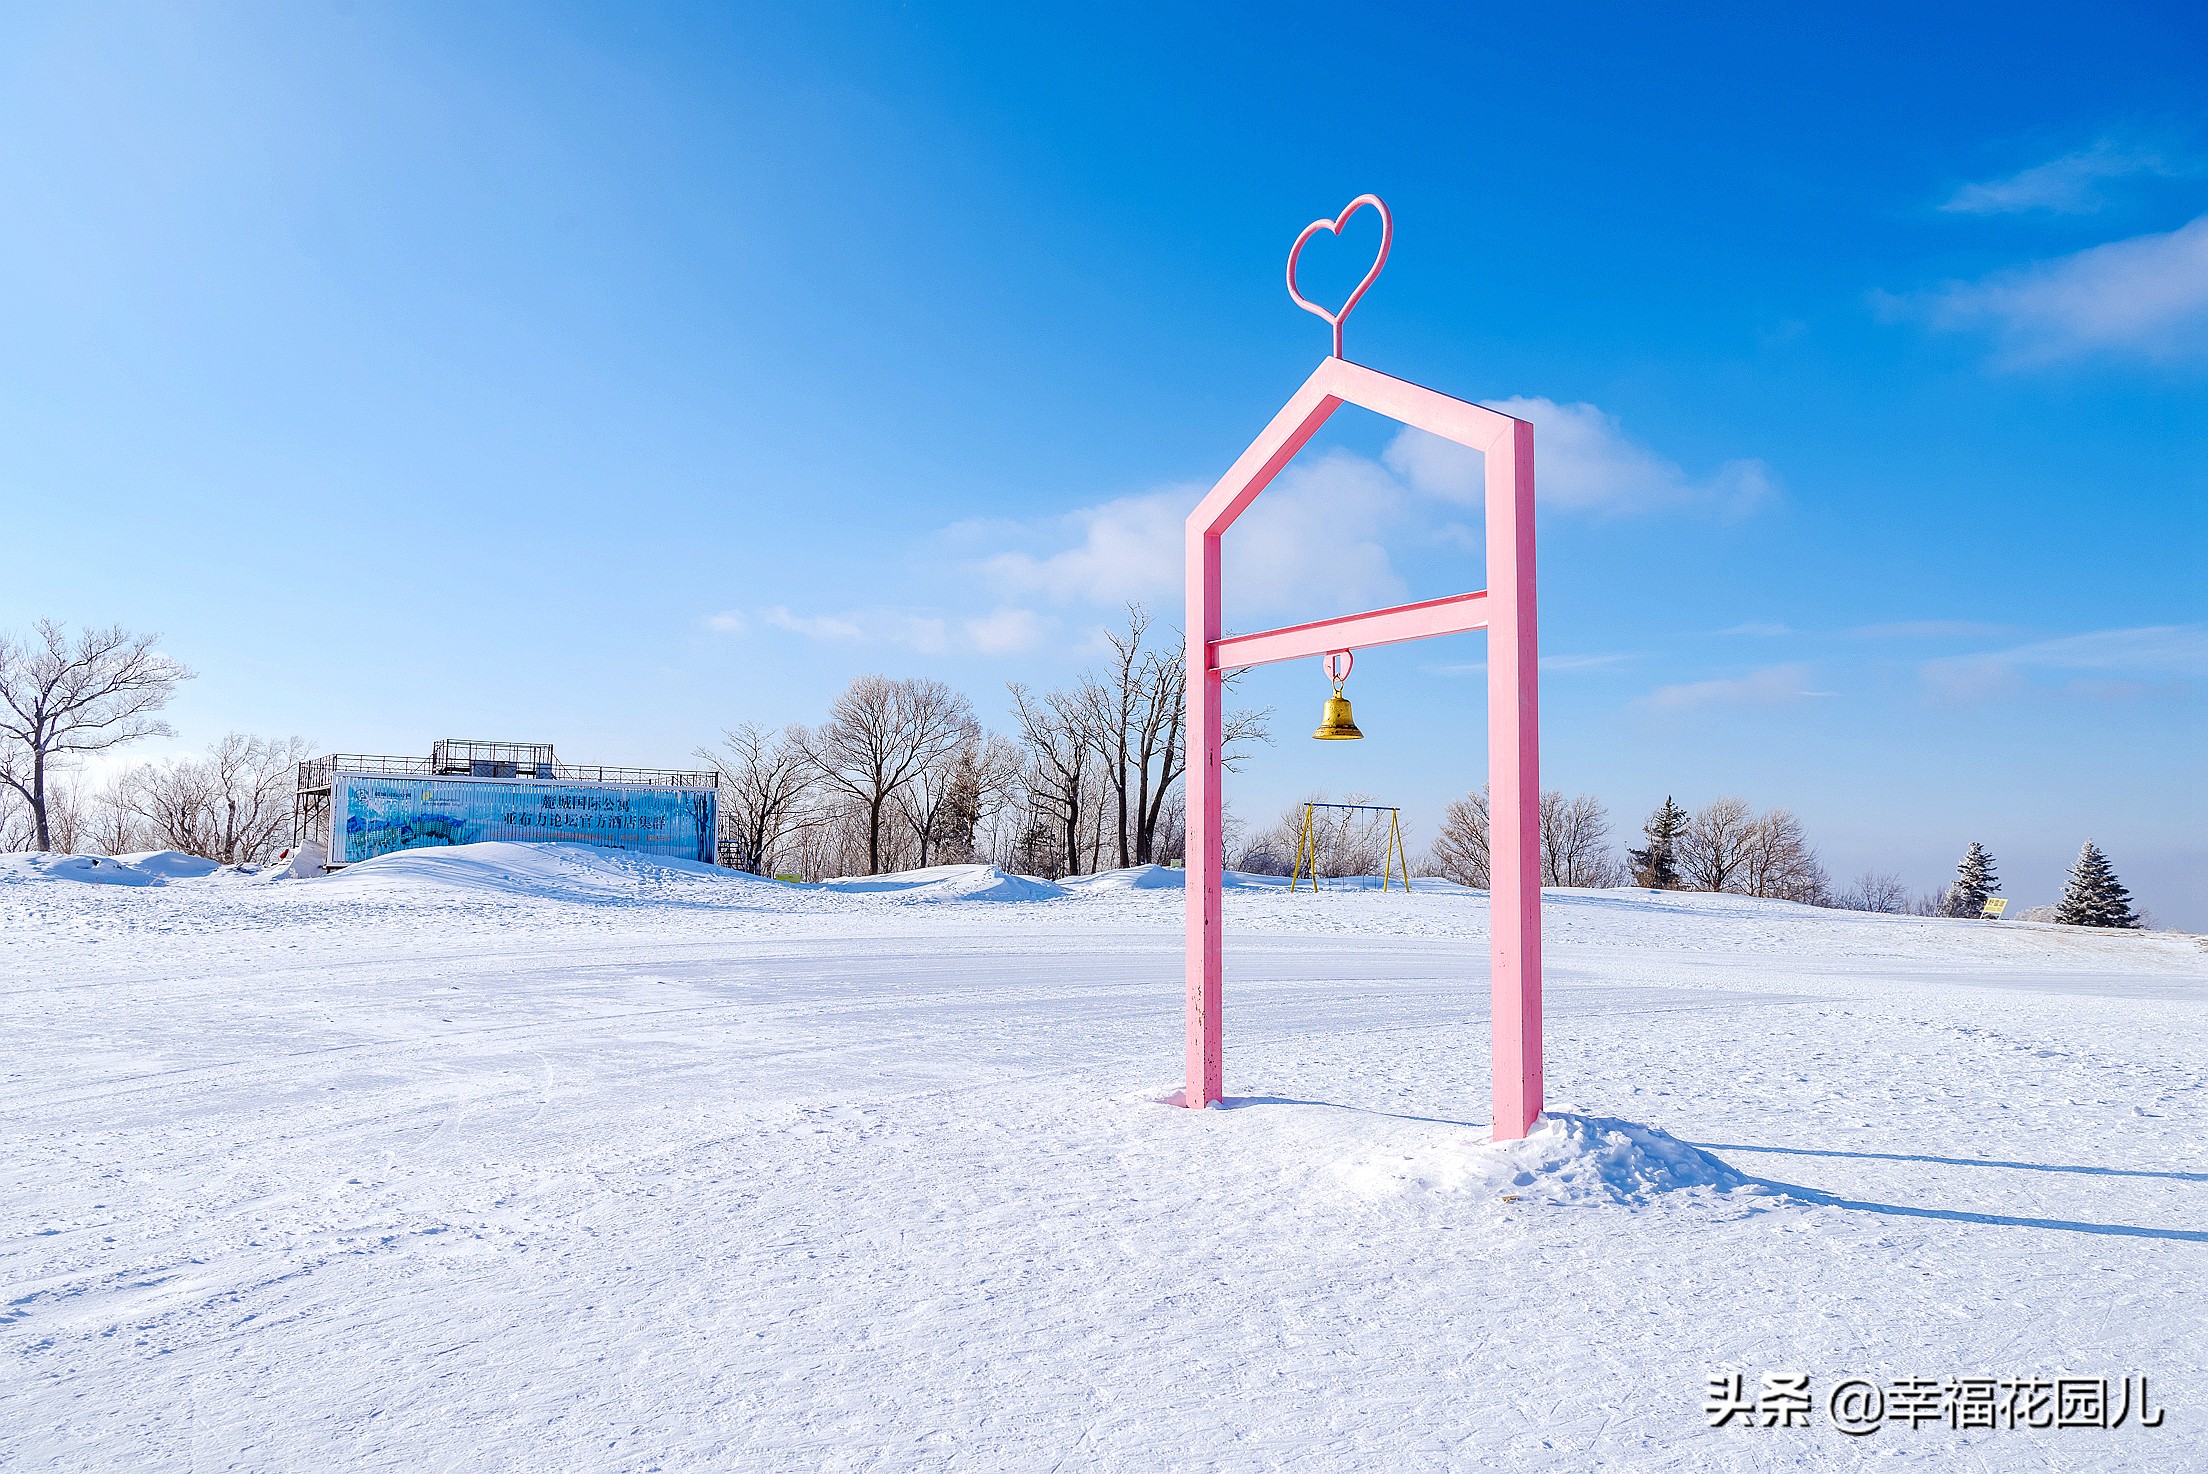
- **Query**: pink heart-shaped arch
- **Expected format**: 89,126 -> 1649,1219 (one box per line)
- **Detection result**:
1286,194 -> 1392,360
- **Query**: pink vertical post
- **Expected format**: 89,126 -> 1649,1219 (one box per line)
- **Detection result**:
1184,526 -> 1225,1107
1484,418 -> 1542,1139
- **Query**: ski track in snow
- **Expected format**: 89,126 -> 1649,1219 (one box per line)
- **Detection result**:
2,842 -> 2203,1472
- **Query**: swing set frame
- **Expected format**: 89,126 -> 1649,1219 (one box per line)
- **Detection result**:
1288,802 -> 1411,894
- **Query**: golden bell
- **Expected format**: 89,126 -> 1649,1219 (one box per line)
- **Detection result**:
1312,685 -> 1364,740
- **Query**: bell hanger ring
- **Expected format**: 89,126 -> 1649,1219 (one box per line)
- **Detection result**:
1312,650 -> 1364,741
1286,194 -> 1392,360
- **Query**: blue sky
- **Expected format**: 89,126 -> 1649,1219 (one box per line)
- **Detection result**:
3,3 -> 2202,922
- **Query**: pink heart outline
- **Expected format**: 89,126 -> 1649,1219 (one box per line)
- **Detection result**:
1285,194 -> 1393,360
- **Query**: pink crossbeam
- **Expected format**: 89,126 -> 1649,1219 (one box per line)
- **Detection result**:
1210,590 -> 1490,672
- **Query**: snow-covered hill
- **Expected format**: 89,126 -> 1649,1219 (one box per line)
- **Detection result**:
4,843 -> 2201,1471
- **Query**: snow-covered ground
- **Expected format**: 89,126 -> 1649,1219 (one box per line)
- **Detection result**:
4,842 -> 2202,1472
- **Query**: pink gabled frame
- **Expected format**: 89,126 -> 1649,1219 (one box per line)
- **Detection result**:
1182,354 -> 1544,1140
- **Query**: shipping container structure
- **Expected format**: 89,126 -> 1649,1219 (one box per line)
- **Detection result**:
294,740 -> 719,869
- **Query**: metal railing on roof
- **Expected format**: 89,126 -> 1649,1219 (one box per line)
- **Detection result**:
431,738 -> 559,774
296,753 -> 717,792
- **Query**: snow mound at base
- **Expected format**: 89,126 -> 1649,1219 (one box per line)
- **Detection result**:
329,841 -> 775,903
1065,864 -> 1183,893
0,853 -> 166,887
1339,1113 -> 1755,1206
819,864 -> 1066,903
1493,1113 -> 1752,1203
114,850 -> 224,880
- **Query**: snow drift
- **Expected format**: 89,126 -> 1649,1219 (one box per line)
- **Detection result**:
0,853 -> 168,887
818,864 -> 1067,903
327,840 -> 774,903
1331,1112 -> 1757,1205
112,850 -> 224,880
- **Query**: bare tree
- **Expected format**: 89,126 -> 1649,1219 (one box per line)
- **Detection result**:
1127,625 -> 1186,866
701,722 -> 818,875
1910,885 -> 1955,918
0,789 -> 30,852
0,621 -> 193,851
1427,786 -> 1490,889
1080,764 -> 1112,874
1150,786 -> 1187,867
1669,796 -> 1829,901
894,709 -> 987,868
1070,605 -> 1268,869
1540,790 -> 1618,887
804,675 -> 976,875
133,733 -> 308,864
83,774 -> 150,856
1834,871 -> 1910,913
951,734 -> 1028,867
1677,796 -> 1757,892
784,804 -> 875,882
1736,808 -> 1829,903
41,773 -> 87,854
1242,802 -> 1302,877
1008,682 -> 1090,877
1252,793 -> 1395,879
1230,831 -> 1293,876
133,758 -> 215,857
1007,810 -> 1059,878
1075,607 -> 1149,871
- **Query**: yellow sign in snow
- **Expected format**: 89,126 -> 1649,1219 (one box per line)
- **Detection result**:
1981,897 -> 2008,918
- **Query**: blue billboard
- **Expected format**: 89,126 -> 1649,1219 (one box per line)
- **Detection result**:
331,774 -> 717,865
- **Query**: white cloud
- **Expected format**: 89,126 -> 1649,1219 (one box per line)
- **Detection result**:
981,488 -> 1189,606
1380,427 -> 1483,504
978,452 -> 1409,623
898,616 -> 949,655
1847,619 -> 2013,640
1996,625 -> 2208,676
1640,663 -> 1827,712
1921,624 -> 2207,703
970,403 -> 1770,634
963,607 -> 1049,655
1918,656 -> 2026,705
1942,138 -> 2193,216
764,606 -> 866,641
1909,214 -> 2208,363
1222,450 -> 1406,620
717,599 -> 1040,656
1718,621 -> 1792,637
1386,400 -> 1774,518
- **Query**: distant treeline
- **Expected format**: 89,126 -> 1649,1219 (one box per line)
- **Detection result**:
0,614 -> 2148,926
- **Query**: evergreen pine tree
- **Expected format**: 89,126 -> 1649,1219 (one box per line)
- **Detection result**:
1946,841 -> 1999,917
934,750 -> 983,865
2055,840 -> 2140,929
1628,796 -> 1690,889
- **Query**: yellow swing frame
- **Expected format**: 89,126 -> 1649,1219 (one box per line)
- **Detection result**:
1290,801 -> 1411,894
